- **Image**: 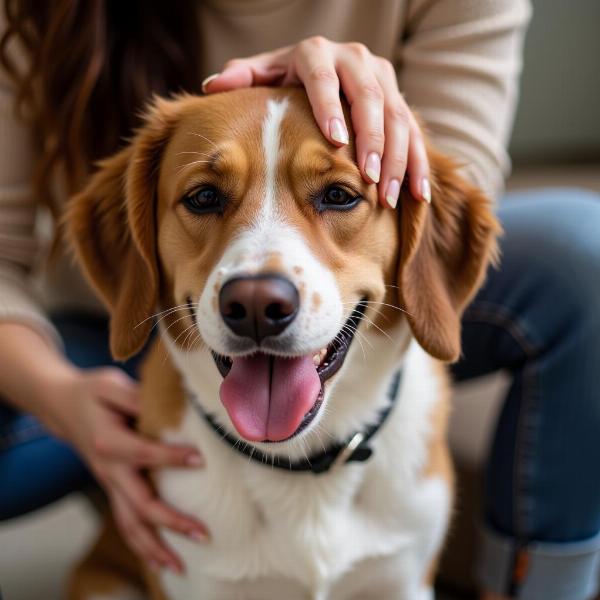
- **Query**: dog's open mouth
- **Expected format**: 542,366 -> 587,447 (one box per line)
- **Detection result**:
212,300 -> 367,443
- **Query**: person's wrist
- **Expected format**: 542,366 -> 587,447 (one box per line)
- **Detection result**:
32,362 -> 81,439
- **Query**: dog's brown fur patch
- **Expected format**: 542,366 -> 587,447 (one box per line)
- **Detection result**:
138,338 -> 186,436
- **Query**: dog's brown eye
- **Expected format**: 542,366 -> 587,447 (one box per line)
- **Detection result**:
317,185 -> 361,212
182,185 -> 224,215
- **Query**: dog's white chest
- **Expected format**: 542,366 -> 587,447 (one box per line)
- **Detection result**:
154,343 -> 450,600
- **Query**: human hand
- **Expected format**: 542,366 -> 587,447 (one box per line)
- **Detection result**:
202,36 -> 431,209
47,367 -> 208,573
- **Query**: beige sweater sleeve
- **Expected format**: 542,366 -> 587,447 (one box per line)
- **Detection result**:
0,46 -> 61,347
398,0 -> 532,199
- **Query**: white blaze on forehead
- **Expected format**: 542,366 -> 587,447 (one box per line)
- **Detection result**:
261,98 -> 289,221
193,94 -> 344,361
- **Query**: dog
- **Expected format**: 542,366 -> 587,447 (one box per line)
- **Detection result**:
66,87 -> 499,600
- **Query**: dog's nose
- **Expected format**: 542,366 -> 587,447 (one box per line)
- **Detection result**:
219,274 -> 299,343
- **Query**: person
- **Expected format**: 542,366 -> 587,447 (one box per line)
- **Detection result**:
1,1 -> 599,598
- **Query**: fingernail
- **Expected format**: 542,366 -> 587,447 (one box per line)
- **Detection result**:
421,177 -> 432,204
169,561 -> 183,574
365,153 -> 381,184
189,529 -> 209,542
329,117 -> 349,145
385,179 -> 400,209
201,73 -> 220,94
186,452 -> 204,467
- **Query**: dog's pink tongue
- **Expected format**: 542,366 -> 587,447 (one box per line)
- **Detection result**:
220,354 -> 320,442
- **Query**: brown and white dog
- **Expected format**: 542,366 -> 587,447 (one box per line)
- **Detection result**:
66,87 -> 499,600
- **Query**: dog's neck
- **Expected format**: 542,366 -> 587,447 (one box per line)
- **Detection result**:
162,320 -> 412,462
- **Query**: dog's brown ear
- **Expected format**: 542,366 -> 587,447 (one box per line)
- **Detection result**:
397,148 -> 501,362
66,99 -> 178,360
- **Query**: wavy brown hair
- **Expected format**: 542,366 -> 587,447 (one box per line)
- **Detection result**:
0,0 -> 202,218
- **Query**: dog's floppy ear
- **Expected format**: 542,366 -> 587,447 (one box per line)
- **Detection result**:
397,148 -> 501,362
66,98 -> 179,360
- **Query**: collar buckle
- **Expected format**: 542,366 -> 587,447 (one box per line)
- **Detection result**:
330,432 -> 367,470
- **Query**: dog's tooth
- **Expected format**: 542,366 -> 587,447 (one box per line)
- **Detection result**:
313,348 -> 328,367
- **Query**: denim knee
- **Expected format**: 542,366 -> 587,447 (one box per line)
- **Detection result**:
498,188 -> 600,331
489,188 -> 600,541
474,188 -> 600,599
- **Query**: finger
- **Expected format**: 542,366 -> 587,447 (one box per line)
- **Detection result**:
93,368 -> 140,416
336,47 -> 385,185
202,48 -> 290,94
406,113 -> 432,203
94,426 -> 203,468
112,490 -> 183,573
112,468 -> 209,541
293,38 -> 348,146
375,64 -> 410,209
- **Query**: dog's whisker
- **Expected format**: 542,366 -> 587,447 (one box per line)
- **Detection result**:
355,314 -> 395,342
162,313 -> 195,337
182,326 -> 199,352
135,303 -> 192,329
312,427 -> 328,455
339,322 -> 373,350
338,301 -> 392,323
187,131 -> 218,148
175,150 -> 214,158
338,324 -> 369,360
347,329 -> 371,360
145,304 -> 189,321
339,299 -> 411,317
366,301 -> 412,317
172,322 -> 198,347
182,322 -> 200,346
151,308 -> 195,333
165,316 -> 197,344
297,437 -> 311,468
354,337 -> 368,362
186,331 -> 202,352
175,159 -> 213,174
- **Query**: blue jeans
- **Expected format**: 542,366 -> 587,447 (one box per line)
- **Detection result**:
452,188 -> 600,599
1,188 -> 600,598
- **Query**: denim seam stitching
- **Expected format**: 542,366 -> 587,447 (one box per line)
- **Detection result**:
462,304 -> 541,357
462,302 -> 542,593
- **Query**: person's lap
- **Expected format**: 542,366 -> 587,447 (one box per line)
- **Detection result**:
453,187 -> 600,599
1,187 -> 599,598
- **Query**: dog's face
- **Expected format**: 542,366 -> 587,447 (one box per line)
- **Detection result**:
68,88 -> 498,445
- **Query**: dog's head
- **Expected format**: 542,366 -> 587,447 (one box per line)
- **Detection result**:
67,88 -> 499,445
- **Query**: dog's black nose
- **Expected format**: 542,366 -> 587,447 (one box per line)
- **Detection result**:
219,274 -> 299,343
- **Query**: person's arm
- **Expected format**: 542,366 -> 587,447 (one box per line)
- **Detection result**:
0,29 -> 207,572
0,323 -> 208,572
399,0 -> 532,199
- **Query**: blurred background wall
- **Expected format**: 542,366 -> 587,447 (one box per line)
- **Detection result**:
509,0 -> 600,164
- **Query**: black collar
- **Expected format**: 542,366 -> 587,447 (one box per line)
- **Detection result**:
190,370 -> 402,475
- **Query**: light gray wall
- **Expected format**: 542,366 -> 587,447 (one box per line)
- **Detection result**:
509,0 -> 600,163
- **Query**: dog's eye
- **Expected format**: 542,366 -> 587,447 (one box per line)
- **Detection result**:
317,185 -> 361,211
181,186 -> 223,214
